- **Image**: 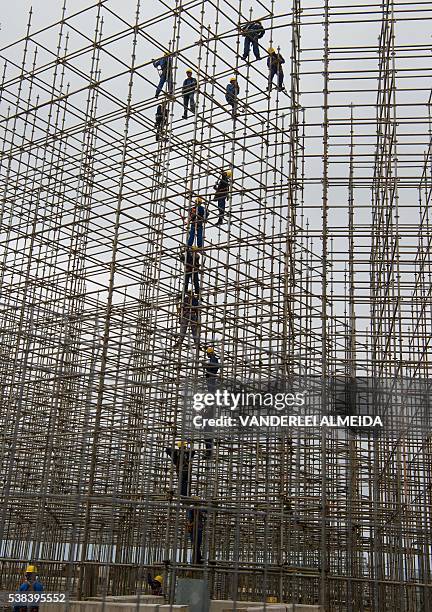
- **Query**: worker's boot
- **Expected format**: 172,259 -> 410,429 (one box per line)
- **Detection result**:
182,113 -> 188,119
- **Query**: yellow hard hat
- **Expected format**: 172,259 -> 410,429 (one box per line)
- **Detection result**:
225,169 -> 233,177
176,441 -> 187,448
206,347 -> 215,354
164,51 -> 170,56
230,77 -> 237,82
26,565 -> 37,574
186,68 -> 193,74
154,575 -> 163,584
267,47 -> 275,54
195,197 -> 203,204
192,246 -> 199,251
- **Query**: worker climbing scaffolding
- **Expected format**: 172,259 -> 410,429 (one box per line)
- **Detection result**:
165,442 -> 195,496
174,290 -> 200,349
153,52 -> 173,97
267,47 -> 285,92
205,346 -> 219,394
187,197 -> 208,248
226,77 -> 240,118
180,246 -> 201,295
155,101 -> 169,142
240,19 -> 265,61
187,499 -> 207,564
203,347 -> 220,459
182,69 -> 197,119
213,169 -> 232,226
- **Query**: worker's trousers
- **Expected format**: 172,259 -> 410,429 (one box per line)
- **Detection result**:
183,93 -> 196,117
155,120 -> 164,141
269,67 -> 284,90
179,316 -> 199,348
180,471 -> 190,496
190,527 -> 203,563
226,95 -> 237,115
156,73 -> 173,97
217,197 -> 226,223
185,271 -> 200,294
243,37 -> 260,60
187,223 -> 203,248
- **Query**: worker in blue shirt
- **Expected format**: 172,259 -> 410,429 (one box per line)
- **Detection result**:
226,78 -> 239,117
155,101 -> 169,141
147,573 -> 163,596
267,47 -> 285,92
14,565 -> 44,612
153,52 -> 173,98
187,198 -> 208,248
182,69 -> 197,119
240,20 -> 265,61
213,169 -> 232,226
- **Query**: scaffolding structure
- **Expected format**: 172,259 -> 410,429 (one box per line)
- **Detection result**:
1,1 -> 432,610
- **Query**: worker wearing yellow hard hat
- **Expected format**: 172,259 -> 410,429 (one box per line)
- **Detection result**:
226,77 -> 240,118
267,46 -> 286,92
214,168 -> 233,226
19,563 -> 44,597
147,572 -> 163,595
187,198 -> 208,249
240,18 -> 265,62
182,68 -> 197,120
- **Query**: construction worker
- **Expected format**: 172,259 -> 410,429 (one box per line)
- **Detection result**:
14,565 -> 44,612
165,441 -> 195,496
267,47 -> 285,92
155,101 -> 169,141
204,347 -> 219,459
187,499 -> 207,564
187,197 -> 208,248
182,69 -> 197,119
205,347 -> 219,394
147,573 -> 163,596
225,77 -> 239,117
213,169 -> 232,226
175,290 -> 200,349
240,19 -> 265,61
153,52 -> 173,98
180,246 -> 200,295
